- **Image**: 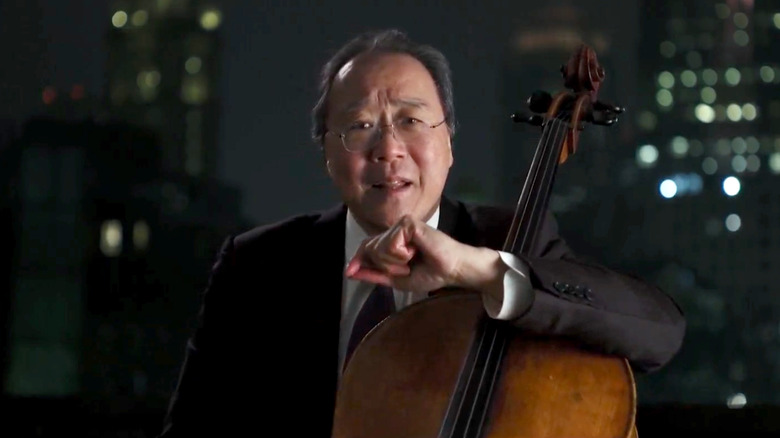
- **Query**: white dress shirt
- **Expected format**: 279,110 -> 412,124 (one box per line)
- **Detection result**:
337,206 -> 534,376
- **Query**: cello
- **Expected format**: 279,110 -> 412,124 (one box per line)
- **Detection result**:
332,43 -> 636,438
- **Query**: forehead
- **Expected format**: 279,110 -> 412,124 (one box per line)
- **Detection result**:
327,52 -> 442,115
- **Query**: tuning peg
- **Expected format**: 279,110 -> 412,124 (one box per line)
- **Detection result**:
589,111 -> 619,126
511,112 -> 545,126
527,90 -> 553,113
593,100 -> 625,114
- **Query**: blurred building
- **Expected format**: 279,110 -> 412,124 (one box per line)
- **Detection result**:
1,117 -> 245,411
2,2 -> 253,431
104,0 -> 223,179
498,0 -> 780,406
618,0 -> 780,405
622,0 -> 780,405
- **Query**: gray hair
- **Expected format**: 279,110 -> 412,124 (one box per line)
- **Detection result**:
311,29 -> 457,144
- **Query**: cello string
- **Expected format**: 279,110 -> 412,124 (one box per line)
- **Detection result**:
461,113 -> 570,436
462,105 -> 572,437
521,114 -> 569,255
503,111 -> 560,254
511,113 -> 569,255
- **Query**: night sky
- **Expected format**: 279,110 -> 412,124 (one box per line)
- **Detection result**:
0,0 -> 638,227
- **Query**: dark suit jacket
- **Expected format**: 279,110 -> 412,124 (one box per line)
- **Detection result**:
158,196 -> 685,437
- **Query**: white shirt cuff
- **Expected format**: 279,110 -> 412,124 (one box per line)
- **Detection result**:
482,251 -> 534,320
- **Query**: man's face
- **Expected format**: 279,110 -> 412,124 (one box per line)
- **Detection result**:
323,52 -> 453,235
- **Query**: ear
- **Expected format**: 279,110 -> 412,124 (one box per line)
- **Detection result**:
325,157 -> 335,179
447,137 -> 454,167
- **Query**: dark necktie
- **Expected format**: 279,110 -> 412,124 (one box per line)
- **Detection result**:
344,284 -> 395,369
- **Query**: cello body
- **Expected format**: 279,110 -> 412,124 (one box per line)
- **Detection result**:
333,293 -> 637,438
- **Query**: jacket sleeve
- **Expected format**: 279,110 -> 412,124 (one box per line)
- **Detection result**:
507,210 -> 686,374
158,235 -> 242,438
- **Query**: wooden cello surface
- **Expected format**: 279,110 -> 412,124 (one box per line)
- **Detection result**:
332,43 -> 637,438
332,293 -> 637,438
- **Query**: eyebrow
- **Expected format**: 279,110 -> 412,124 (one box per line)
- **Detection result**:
340,97 -> 429,114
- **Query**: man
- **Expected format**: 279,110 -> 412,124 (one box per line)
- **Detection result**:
158,29 -> 685,437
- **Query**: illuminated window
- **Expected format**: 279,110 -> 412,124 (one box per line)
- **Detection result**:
659,179 -> 678,199
731,137 -> 747,154
702,157 -> 718,174
659,41 -> 676,58
733,30 -> 749,47
680,70 -> 697,87
695,104 -> 715,123
745,137 -> 760,154
656,89 -> 673,107
185,56 -> 202,74
746,154 -> 761,172
131,10 -> 149,26
100,220 -> 123,257
181,77 -> 208,104
112,11 -> 128,28
670,136 -> 689,157
769,153 -> 780,174
636,144 -> 658,167
137,70 -> 160,102
726,104 -> 742,121
702,69 -> 718,86
200,9 -> 222,30
724,214 -> 741,233
726,392 -> 746,409
725,68 -> 741,85
742,103 -> 757,121
731,155 -> 747,172
722,176 -> 741,196
133,221 -> 150,251
700,87 -> 716,104
759,66 -> 775,83
658,71 -> 675,88
733,12 -> 748,28
671,173 -> 703,195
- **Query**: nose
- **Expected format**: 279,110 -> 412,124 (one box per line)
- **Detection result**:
370,123 -> 406,161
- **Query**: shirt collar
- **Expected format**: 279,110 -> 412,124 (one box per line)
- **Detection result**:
345,206 -> 441,262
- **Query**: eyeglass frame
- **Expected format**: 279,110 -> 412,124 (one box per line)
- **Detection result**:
323,117 -> 447,153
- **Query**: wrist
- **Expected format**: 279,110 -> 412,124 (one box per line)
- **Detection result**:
455,246 -> 507,301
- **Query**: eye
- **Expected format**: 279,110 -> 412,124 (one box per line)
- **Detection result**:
398,117 -> 423,126
347,121 -> 373,131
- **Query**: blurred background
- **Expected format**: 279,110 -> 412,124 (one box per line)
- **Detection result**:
2,0 -> 779,436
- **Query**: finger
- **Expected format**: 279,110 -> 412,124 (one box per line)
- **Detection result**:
345,244 -> 368,277
388,223 -> 417,261
405,220 -> 442,256
347,243 -> 411,277
346,268 -> 394,286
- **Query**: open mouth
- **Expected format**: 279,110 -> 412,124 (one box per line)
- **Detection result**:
371,179 -> 412,190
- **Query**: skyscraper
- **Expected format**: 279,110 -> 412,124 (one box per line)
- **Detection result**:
105,0 -> 223,178
627,0 -> 780,404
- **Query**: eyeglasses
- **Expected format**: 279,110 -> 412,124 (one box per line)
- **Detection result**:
325,117 -> 447,153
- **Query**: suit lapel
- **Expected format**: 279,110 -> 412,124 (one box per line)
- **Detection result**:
438,195 -> 479,247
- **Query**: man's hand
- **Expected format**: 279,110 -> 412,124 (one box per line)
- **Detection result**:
345,215 -> 507,299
